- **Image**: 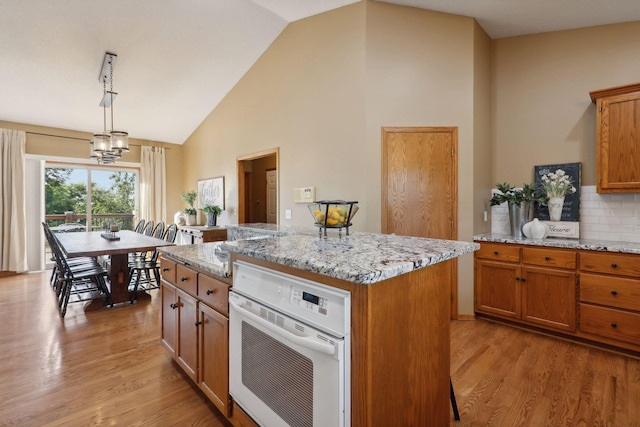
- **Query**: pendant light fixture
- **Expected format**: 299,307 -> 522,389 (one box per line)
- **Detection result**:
91,52 -> 129,164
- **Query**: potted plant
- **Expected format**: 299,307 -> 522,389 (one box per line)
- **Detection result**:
490,182 -> 545,238
202,204 -> 222,227
181,190 -> 198,225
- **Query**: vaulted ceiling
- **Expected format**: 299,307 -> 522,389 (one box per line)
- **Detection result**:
1,0 -> 639,145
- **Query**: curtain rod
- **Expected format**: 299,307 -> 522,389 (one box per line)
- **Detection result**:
25,131 -> 171,149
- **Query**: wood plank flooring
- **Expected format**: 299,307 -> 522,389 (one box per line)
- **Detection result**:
0,271 -> 639,426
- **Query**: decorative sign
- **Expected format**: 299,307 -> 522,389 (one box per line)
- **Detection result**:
197,176 -> 225,209
534,162 -> 581,239
544,221 -> 580,239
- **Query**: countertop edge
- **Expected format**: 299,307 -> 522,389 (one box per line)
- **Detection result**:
474,233 -> 640,255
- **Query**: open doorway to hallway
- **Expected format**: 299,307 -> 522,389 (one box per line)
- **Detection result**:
237,148 -> 279,224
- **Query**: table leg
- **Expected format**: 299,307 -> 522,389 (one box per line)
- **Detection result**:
84,253 -> 150,311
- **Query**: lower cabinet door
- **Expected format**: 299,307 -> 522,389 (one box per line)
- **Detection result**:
475,260 -> 520,319
176,289 -> 198,381
198,303 -> 230,417
521,266 -> 576,332
161,281 -> 177,357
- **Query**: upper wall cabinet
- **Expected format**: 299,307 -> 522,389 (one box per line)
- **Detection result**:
590,83 -> 640,193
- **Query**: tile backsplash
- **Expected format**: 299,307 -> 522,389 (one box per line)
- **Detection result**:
491,186 -> 640,243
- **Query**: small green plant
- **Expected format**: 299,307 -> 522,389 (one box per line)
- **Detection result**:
181,190 -> 197,216
490,182 -> 547,207
202,204 -> 222,215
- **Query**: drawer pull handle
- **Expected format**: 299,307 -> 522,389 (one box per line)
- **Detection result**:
611,263 -> 618,268
206,289 -> 215,295
611,290 -> 618,296
162,267 -> 170,272
180,277 -> 188,282
494,251 -> 499,255
545,256 -> 550,261
611,323 -> 618,328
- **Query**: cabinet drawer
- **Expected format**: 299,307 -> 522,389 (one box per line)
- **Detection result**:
160,258 -> 177,285
198,274 -> 230,316
580,252 -> 640,277
176,264 -> 198,296
579,303 -> 640,345
476,243 -> 520,262
580,273 -> 640,311
522,248 -> 576,269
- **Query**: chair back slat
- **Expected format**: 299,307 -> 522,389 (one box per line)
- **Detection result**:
134,219 -> 146,233
142,221 -> 155,236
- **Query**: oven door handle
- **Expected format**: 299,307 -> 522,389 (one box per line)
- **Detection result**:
230,299 -> 336,355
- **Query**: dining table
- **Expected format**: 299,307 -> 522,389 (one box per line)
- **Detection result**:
55,230 -> 175,310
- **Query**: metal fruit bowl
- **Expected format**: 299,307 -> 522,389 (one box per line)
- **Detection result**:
308,200 -> 359,237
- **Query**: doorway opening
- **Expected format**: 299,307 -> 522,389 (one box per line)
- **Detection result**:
237,148 -> 279,224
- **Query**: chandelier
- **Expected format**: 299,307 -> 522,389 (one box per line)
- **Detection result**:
90,52 -> 129,164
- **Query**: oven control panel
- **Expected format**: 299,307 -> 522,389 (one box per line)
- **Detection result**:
290,287 -> 329,316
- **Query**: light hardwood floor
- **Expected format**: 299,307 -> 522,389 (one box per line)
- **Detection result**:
1,271 -> 638,426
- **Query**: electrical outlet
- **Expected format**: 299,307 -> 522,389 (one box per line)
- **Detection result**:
285,209 -> 292,219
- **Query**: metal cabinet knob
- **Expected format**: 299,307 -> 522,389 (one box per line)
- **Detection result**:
195,321 -> 203,327
494,251 -> 499,255
611,290 -> 618,296
611,323 -> 618,328
545,256 -> 550,261
206,289 -> 215,295
611,263 -> 618,268
170,303 -> 178,309
180,277 -> 188,282
162,267 -> 170,272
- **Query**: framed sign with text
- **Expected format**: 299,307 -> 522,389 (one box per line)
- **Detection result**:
534,162 -> 581,238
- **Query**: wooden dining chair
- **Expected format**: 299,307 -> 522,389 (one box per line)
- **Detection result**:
142,220 -> 155,236
134,219 -> 146,233
44,223 -> 113,318
129,223 -> 178,302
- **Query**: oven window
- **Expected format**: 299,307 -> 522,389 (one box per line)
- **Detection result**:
242,321 -> 313,427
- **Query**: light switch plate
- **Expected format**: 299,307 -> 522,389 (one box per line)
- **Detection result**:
294,187 -> 315,203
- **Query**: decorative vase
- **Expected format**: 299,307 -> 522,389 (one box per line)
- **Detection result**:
522,218 -> 548,240
205,212 -> 218,227
508,201 -> 534,239
186,214 -> 197,226
548,196 -> 565,221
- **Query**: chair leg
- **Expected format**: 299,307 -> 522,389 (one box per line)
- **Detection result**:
450,378 -> 460,421
131,269 -> 142,303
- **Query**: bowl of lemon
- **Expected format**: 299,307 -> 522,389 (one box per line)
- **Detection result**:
308,200 -> 359,237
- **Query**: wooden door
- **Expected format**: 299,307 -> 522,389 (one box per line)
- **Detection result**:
266,169 -> 277,224
382,127 -> 458,317
521,266 -> 576,332
475,259 -> 521,319
176,289 -> 198,381
161,281 -> 177,358
198,303 -> 230,416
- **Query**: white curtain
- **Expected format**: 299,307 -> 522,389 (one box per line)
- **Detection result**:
0,129 -> 28,272
140,146 -> 166,224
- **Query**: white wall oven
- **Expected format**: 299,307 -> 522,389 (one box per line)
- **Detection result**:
229,261 -> 351,427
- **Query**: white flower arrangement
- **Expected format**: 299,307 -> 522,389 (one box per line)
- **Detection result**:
541,169 -> 576,198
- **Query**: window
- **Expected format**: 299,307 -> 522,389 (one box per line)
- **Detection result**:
44,163 -> 139,264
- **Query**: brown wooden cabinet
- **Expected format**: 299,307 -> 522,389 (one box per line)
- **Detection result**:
178,225 -> 227,244
590,82 -> 640,193
475,243 -> 577,333
160,257 -> 231,418
578,251 -> 640,347
476,240 -> 640,354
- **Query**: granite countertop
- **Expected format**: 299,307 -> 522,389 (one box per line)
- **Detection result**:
161,226 -> 479,284
474,232 -> 640,255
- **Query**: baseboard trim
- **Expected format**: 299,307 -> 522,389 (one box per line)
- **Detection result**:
456,314 -> 476,321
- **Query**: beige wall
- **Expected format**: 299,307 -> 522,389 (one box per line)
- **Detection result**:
492,21 -> 640,186
1,120 -> 183,221
181,1 -> 488,314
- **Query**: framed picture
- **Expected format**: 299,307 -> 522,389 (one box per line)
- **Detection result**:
197,176 -> 225,209
534,162 -> 581,238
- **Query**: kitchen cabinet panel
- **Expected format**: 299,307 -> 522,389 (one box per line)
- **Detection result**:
521,266 -> 576,332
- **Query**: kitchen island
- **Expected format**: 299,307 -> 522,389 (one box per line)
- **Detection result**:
159,228 -> 478,426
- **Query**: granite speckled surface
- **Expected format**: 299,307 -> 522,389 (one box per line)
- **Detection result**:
160,241 -> 230,277
474,232 -> 640,255
221,231 -> 478,284
161,224 -> 479,284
